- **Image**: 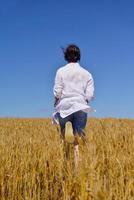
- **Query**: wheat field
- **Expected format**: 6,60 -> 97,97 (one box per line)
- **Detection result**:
0,118 -> 134,200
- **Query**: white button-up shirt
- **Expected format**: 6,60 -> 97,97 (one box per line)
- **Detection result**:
53,62 -> 94,118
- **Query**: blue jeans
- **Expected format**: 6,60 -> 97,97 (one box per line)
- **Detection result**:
57,110 -> 87,137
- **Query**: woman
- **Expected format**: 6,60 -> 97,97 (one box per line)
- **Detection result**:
53,44 -> 94,165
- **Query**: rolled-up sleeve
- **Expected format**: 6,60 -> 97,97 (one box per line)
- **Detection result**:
53,69 -> 63,99
85,73 -> 94,102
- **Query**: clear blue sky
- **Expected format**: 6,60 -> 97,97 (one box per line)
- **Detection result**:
0,0 -> 134,118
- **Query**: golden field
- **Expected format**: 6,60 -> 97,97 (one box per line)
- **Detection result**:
0,118 -> 134,200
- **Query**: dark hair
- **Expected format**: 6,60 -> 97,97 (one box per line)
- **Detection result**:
63,44 -> 81,63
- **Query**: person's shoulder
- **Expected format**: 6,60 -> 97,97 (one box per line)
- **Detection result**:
79,64 -> 92,77
56,63 -> 69,73
56,65 -> 65,73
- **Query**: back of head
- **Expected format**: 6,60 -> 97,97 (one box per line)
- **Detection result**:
63,44 -> 81,63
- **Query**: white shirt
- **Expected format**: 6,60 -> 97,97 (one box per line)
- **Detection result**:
53,62 -> 94,118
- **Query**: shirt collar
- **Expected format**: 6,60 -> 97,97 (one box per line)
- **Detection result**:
66,62 -> 80,67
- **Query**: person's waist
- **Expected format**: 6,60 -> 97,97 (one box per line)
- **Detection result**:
57,99 -> 88,108
61,94 -> 85,101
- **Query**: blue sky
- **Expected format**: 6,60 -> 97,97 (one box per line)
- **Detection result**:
0,0 -> 134,118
